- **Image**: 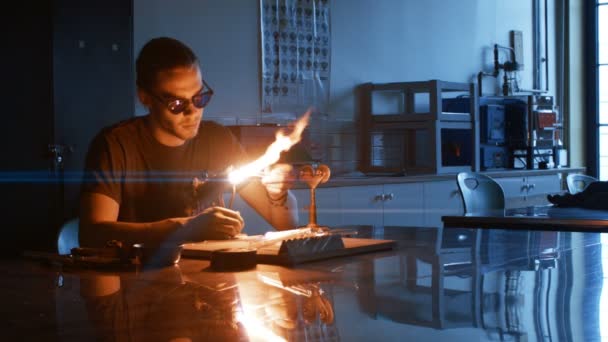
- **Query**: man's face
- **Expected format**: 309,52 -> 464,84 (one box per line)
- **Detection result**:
145,65 -> 205,142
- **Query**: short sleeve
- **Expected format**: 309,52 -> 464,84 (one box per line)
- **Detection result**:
225,126 -> 249,167
81,131 -> 124,204
205,123 -> 250,170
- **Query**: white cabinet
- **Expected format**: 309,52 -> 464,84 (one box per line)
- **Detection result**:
230,187 -> 341,235
236,172 -> 566,234
338,185 -> 384,226
293,183 -> 425,228
382,183 -> 425,227
292,181 -> 460,229
526,175 -> 562,196
423,180 -> 464,227
334,181 -> 459,228
292,187 -> 343,228
338,183 -> 425,227
495,174 -> 562,209
294,185 -> 385,227
311,183 -> 425,228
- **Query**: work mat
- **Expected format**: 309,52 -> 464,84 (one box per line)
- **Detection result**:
182,237 -> 396,266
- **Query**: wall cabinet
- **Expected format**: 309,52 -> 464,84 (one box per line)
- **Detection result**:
3,1 -> 133,255
357,80 -> 479,175
54,0 -> 134,218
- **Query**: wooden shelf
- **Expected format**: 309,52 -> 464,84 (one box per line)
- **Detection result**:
358,80 -> 480,175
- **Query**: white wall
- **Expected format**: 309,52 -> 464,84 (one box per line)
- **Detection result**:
134,0 -> 260,118
331,0 -> 557,118
134,0 -> 555,121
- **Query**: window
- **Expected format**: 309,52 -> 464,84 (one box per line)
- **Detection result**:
589,1 -> 608,179
600,2 -> 608,180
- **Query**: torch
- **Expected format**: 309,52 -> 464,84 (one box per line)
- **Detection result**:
191,169 -> 238,209
225,110 -> 311,196
193,110 -> 311,210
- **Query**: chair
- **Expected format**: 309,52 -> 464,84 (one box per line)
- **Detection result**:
57,218 -> 79,255
566,174 -> 597,194
456,172 -> 505,213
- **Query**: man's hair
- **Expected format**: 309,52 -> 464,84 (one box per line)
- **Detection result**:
136,37 -> 199,89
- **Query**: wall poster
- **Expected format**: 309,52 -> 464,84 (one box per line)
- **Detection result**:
260,0 -> 331,115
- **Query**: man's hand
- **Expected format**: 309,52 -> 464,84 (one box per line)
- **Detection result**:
184,206 -> 244,241
261,163 -> 295,202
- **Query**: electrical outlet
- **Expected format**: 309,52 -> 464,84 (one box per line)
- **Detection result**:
510,30 -> 524,70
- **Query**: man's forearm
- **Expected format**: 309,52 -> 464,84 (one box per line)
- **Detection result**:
79,218 -> 188,248
266,191 -> 299,231
239,181 -> 299,231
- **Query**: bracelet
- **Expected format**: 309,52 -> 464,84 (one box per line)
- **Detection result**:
267,190 -> 288,208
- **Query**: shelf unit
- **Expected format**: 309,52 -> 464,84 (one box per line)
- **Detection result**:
358,80 -> 480,175
479,95 -> 563,170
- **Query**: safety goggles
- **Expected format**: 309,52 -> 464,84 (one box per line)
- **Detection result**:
147,79 -> 214,115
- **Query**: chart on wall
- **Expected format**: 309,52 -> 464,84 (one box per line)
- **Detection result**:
260,0 -> 331,114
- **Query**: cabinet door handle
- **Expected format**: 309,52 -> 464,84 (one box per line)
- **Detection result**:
373,194 -> 385,202
385,193 -> 394,201
528,183 -> 535,191
521,184 -> 528,192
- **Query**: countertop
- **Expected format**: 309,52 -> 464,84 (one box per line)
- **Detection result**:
2,224 -> 603,341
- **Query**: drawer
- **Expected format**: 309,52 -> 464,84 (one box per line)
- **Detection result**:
495,176 -> 527,199
525,175 -> 561,196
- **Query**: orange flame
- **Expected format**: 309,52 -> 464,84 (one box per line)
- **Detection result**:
228,110 -> 311,184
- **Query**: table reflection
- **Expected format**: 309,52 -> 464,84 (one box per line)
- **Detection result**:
39,226 -> 608,341
353,227 -> 565,341
55,264 -> 340,341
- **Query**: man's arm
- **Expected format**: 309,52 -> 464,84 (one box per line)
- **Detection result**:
238,179 -> 299,231
80,192 -> 187,248
80,192 -> 245,248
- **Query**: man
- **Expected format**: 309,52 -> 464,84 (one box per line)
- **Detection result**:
80,37 -> 298,248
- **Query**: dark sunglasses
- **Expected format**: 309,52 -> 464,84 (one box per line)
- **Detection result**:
147,79 -> 214,115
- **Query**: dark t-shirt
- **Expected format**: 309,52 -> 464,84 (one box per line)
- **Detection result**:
81,274 -> 247,341
82,117 -> 246,222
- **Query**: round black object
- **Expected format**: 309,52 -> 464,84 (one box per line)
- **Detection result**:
132,243 -> 183,268
210,248 -> 257,271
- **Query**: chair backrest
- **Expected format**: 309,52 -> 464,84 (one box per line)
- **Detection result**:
566,174 -> 597,194
456,172 -> 505,213
57,218 -> 79,255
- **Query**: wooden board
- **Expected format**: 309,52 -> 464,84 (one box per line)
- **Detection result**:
182,237 -> 396,266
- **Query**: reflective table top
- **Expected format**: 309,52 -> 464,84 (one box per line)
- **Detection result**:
442,205 -> 608,231
2,226 -> 607,341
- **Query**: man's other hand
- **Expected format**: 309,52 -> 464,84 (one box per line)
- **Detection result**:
261,163 -> 295,202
